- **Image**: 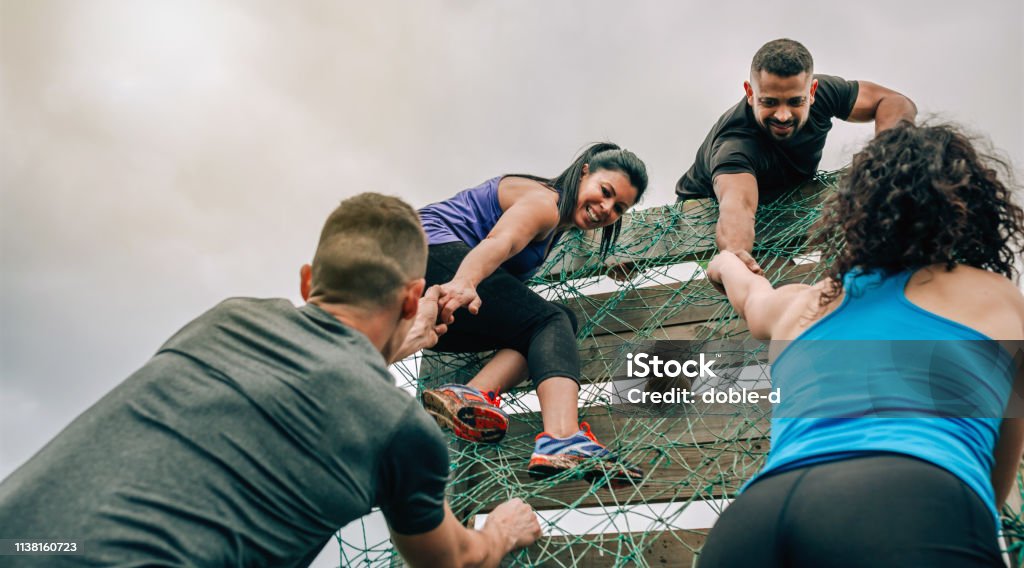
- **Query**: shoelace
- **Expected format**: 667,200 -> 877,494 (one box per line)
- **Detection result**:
532,421 -> 607,445
483,390 -> 502,407
579,421 -> 601,445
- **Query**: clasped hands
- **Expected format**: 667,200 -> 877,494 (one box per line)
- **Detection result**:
399,279 -> 481,362
706,249 -> 763,295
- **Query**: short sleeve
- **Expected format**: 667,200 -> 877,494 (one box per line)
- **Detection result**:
377,401 -> 450,535
710,136 -> 758,180
813,74 -> 859,121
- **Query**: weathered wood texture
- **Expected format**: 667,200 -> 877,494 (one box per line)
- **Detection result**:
419,181 -> 831,565
541,178 -> 829,279
502,529 -> 708,568
419,261 -> 816,387
463,392 -> 772,514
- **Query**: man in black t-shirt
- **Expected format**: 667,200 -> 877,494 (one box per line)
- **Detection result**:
676,38 -> 916,273
0,194 -> 541,567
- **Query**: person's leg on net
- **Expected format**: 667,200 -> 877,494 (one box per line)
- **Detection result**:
421,243 -> 558,444
523,304 -> 643,484
467,348 -> 528,397
422,349 -> 527,443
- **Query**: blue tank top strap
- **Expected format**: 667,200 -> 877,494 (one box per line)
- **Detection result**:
842,268 -> 914,297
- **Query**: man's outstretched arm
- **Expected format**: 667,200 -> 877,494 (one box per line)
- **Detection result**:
713,172 -> 762,275
846,80 -> 917,134
389,285 -> 448,364
391,499 -> 541,568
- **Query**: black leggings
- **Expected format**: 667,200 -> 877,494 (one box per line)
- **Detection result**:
698,454 -> 1004,567
425,242 -> 580,388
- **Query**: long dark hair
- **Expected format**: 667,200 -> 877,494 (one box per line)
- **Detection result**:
811,121 -> 1024,306
513,142 -> 648,256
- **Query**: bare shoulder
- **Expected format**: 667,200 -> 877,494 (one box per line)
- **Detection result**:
908,264 -> 1024,339
491,176 -> 561,240
912,264 -> 1023,303
772,280 -> 841,340
497,176 -> 559,210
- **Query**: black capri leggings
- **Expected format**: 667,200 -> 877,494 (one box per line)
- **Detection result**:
698,454 -> 1004,568
425,242 -> 580,388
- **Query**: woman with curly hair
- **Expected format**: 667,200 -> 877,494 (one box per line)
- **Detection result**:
700,122 -> 1024,567
418,142 -> 647,483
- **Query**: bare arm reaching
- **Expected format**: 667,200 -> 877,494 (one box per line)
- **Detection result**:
846,80 -> 917,134
391,499 -> 541,568
389,285 -> 448,363
706,250 -> 809,340
713,173 -> 763,275
437,189 -> 559,323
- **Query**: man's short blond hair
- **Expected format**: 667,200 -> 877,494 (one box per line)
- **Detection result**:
310,193 -> 426,308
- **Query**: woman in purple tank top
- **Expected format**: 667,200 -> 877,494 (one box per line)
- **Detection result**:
420,143 -> 649,483
700,123 -> 1024,567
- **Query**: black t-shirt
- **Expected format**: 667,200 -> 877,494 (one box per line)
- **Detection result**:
0,298 -> 449,567
676,74 -> 859,203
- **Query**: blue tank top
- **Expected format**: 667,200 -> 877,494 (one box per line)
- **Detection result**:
749,269 -> 1015,523
418,177 -> 561,281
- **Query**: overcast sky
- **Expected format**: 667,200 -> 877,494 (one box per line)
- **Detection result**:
1,0 -> 1021,533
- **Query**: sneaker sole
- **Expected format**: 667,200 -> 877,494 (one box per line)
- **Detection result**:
527,455 -> 644,485
422,390 -> 507,444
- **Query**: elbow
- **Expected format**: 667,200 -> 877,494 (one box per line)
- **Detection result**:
748,325 -> 772,341
481,233 -> 519,260
905,95 -> 918,117
875,95 -> 917,130
457,551 -> 487,568
453,530 -> 495,568
892,94 -> 918,123
739,293 -> 773,340
740,307 -> 772,341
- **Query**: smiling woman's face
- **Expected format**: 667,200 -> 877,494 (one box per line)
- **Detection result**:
572,166 -> 638,230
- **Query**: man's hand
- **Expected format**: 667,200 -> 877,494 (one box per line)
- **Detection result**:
482,498 -> 542,553
391,499 -> 540,568
729,249 -> 763,276
707,251 -> 761,295
437,279 -> 482,324
391,286 -> 448,362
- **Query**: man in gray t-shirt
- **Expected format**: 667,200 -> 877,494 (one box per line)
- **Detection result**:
0,194 -> 540,567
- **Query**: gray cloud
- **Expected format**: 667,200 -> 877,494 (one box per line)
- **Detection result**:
2,0 -> 1021,483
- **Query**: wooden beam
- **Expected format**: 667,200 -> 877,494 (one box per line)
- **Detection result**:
458,393 -> 772,513
566,260 -> 820,339
421,317 -> 763,388
504,529 -> 708,568
538,175 -> 832,281
577,319 -> 764,384
419,261 -> 805,388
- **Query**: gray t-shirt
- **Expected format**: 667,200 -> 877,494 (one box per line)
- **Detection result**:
0,298 -> 449,567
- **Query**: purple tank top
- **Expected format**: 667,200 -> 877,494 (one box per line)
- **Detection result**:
419,176 -> 561,281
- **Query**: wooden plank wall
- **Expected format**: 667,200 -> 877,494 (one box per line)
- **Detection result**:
466,393 -> 772,513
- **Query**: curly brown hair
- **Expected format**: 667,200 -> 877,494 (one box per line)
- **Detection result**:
811,121 -> 1024,306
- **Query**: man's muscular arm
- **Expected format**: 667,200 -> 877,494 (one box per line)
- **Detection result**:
713,172 -> 762,275
846,80 -> 916,134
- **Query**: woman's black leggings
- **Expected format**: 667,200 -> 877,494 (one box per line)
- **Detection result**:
698,454 -> 1004,567
425,242 -> 580,388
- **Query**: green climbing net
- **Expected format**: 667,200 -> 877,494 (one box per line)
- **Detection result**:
336,170 -> 1024,568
